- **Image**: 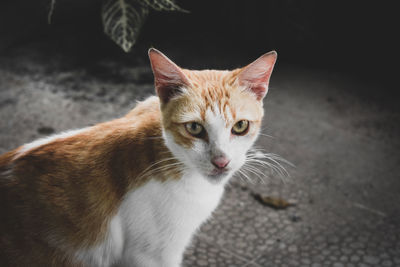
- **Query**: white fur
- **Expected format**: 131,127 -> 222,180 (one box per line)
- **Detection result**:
75,216 -> 124,267
16,127 -> 90,158
73,171 -> 224,267
117,172 -> 224,267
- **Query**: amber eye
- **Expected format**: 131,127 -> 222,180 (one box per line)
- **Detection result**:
232,120 -> 249,135
185,122 -> 205,137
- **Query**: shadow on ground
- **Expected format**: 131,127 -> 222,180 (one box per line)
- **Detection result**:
1,42 -> 399,267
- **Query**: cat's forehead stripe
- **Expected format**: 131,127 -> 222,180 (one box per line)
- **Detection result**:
167,67 -> 263,127
183,69 -> 238,84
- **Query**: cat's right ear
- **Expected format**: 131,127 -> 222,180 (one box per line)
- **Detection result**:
148,48 -> 191,104
238,51 -> 277,101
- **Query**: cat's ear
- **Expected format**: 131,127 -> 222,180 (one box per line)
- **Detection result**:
238,51 -> 277,101
148,48 -> 191,104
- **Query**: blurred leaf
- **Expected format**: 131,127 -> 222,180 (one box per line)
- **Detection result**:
102,0 -> 149,53
102,0 -> 187,52
143,0 -> 188,12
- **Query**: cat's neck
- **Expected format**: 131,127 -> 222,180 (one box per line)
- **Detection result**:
102,98 -> 183,194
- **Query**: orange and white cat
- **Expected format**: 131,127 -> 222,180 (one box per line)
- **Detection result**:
0,49 -> 277,267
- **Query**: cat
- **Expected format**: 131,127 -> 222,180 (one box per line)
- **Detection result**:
0,48 -> 277,267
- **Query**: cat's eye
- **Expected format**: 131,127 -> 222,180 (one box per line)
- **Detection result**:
232,120 -> 249,135
185,122 -> 205,137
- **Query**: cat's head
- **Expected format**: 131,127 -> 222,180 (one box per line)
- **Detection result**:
149,49 -> 277,183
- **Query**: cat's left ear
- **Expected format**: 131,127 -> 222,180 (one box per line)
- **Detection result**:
238,51 -> 277,101
148,48 -> 191,104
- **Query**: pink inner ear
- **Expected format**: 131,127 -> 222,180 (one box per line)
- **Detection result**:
148,49 -> 190,103
238,51 -> 277,101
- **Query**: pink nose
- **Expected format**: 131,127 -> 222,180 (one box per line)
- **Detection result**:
211,156 -> 230,169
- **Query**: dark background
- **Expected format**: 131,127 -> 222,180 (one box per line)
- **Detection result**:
0,0 -> 397,88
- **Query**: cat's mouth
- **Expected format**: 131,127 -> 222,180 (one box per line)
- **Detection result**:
208,167 -> 230,177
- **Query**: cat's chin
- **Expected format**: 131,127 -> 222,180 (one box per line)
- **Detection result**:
205,169 -> 231,184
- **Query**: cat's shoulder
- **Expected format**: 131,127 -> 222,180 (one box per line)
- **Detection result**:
124,96 -> 160,120
0,96 -> 162,167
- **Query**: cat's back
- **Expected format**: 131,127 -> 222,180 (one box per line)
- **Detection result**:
0,96 -> 163,266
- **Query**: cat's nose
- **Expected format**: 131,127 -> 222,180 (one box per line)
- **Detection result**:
211,156 -> 230,169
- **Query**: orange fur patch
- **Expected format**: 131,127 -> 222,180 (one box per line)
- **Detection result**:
0,97 -> 180,266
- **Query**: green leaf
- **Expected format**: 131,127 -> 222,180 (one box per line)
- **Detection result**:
143,0 -> 188,12
102,0 -> 149,53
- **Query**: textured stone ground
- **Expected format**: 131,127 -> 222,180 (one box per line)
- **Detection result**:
1,43 -> 399,267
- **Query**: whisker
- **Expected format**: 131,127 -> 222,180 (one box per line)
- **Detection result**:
258,132 -> 275,138
240,166 -> 266,184
143,162 -> 184,177
135,157 -> 179,181
246,162 -> 281,184
259,127 -> 275,138
247,158 -> 286,178
246,158 -> 282,174
240,148 -> 294,184
237,169 -> 254,184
